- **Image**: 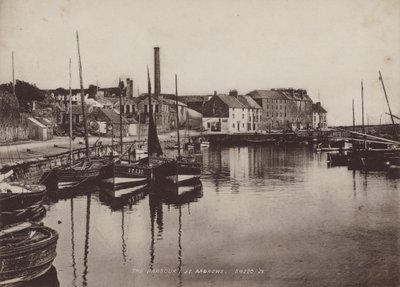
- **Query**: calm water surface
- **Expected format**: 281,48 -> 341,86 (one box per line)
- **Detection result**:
39,146 -> 399,287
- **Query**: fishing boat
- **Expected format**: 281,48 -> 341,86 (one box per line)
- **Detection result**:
0,222 -> 58,286
152,74 -> 202,191
327,152 -> 349,167
101,68 -> 168,193
54,33 -> 109,191
0,172 -> 47,227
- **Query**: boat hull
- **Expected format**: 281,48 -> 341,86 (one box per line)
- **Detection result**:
0,184 -> 47,227
100,162 -> 151,189
0,224 -> 58,286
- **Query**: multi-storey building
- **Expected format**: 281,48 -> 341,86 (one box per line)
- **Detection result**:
247,89 -> 313,131
312,102 -> 328,129
202,91 -> 262,133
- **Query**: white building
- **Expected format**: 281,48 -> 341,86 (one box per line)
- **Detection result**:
202,91 -> 262,133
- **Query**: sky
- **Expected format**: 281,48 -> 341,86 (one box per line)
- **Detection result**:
0,0 -> 399,125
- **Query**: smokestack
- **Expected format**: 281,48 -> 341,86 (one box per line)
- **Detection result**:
154,47 -> 160,100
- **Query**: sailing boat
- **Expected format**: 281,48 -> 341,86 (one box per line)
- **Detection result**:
99,79 -> 151,198
101,67 -> 169,197
54,32 -> 106,191
152,75 -> 202,195
1,52 -> 47,226
200,98 -> 210,149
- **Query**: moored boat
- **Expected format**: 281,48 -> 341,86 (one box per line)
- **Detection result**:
0,222 -> 58,286
0,182 -> 47,227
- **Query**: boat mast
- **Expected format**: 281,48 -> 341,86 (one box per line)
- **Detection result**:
379,71 -> 398,140
69,58 -> 73,168
361,80 -> 366,148
352,98 -> 355,131
361,81 -> 365,134
175,74 -> 181,159
119,79 -> 124,154
12,51 -> 15,97
76,31 -> 90,159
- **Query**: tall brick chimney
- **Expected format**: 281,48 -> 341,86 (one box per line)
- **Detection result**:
126,78 -> 134,98
154,47 -> 160,100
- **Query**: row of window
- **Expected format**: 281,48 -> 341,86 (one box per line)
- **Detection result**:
266,112 -> 286,117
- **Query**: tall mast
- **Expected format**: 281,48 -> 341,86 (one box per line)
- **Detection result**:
175,74 -> 181,159
119,79 -> 124,154
147,66 -> 163,156
12,51 -> 15,97
361,80 -> 365,134
76,31 -> 90,159
352,98 -> 355,131
379,71 -> 398,140
69,58 -> 73,168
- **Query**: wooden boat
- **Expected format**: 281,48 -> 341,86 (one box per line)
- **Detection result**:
55,159 -> 105,190
360,149 -> 400,171
52,34 -> 111,191
245,138 -> 271,144
0,181 -> 47,227
152,156 -> 201,187
327,153 -> 349,167
0,222 -> 58,286
100,160 -> 151,191
151,75 -> 202,187
200,141 -> 210,149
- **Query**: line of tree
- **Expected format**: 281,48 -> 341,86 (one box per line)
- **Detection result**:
0,80 -> 44,112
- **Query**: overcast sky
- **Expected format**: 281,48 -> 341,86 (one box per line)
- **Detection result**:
0,0 -> 399,125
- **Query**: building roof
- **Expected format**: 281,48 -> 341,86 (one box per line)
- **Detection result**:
216,94 -> 245,108
247,90 -> 287,100
69,105 -> 90,115
100,108 -> 129,124
247,89 -> 312,102
179,95 -> 212,103
163,98 -> 188,107
28,117 -> 46,128
237,95 -> 262,109
313,103 -> 327,114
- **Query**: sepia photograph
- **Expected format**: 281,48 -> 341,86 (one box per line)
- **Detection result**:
0,0 -> 399,286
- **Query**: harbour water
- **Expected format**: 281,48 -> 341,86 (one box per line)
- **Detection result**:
38,145 -> 399,287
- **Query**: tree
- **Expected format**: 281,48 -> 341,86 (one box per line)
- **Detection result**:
0,87 -> 20,124
2,80 -> 45,112
87,84 -> 98,99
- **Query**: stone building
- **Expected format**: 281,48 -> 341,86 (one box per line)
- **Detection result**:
247,89 -> 313,131
312,102 -> 328,129
202,91 -> 262,133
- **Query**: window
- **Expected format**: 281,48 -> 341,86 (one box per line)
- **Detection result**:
242,123 -> 245,128
144,105 -> 148,113
155,105 -> 159,113
242,108 -> 244,112
232,113 -> 235,119
207,122 -> 211,128
242,114 -> 244,119
233,123 -> 235,128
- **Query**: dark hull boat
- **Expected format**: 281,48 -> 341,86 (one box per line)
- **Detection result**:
0,183 -> 47,227
100,161 -> 151,196
152,157 -> 202,195
360,149 -> 400,171
0,222 -> 58,286
55,159 -> 107,191
327,153 -> 349,167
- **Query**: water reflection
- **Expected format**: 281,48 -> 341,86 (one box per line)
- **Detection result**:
19,266 -> 59,287
204,146 -> 313,183
37,146 -> 399,287
70,198 -> 77,287
82,193 -> 91,287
